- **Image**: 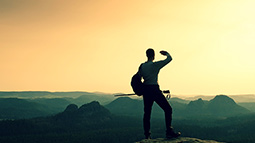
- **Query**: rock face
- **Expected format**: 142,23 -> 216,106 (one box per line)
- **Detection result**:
135,137 -> 225,143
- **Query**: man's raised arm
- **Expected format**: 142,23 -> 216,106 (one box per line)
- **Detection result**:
156,50 -> 172,69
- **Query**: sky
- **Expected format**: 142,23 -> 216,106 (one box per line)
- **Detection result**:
1,0 -> 255,96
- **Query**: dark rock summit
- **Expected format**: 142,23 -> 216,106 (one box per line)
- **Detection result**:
64,104 -> 78,112
54,101 -> 112,123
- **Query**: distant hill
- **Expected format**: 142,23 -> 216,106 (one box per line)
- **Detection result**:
69,93 -> 115,106
0,91 -> 252,120
0,101 -> 113,136
0,91 -> 53,98
29,98 -> 71,114
180,94 -> 255,103
0,98 -> 52,119
207,95 -> 249,117
238,102 -> 255,112
106,95 -> 250,119
54,101 -> 112,124
170,97 -> 190,104
183,95 -> 215,101
229,94 -> 255,103
0,101 -> 149,143
105,97 -> 144,117
0,91 -> 115,119
1,100 -> 255,143
0,97 -> 75,119
186,95 -> 250,118
186,98 -> 207,115
0,91 -> 115,106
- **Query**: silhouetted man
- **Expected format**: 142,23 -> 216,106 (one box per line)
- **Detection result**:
138,48 -> 180,139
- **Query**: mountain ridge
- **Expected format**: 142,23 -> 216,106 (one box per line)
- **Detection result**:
107,95 -> 250,119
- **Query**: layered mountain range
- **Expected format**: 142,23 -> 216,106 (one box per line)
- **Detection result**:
0,96 -> 255,143
0,93 -> 250,119
106,95 -> 250,119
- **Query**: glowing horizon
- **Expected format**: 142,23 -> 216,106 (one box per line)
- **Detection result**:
1,0 -> 255,96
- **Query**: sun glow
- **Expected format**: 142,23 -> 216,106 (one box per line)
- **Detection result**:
0,0 -> 255,95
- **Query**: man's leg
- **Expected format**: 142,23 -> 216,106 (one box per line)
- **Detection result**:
154,91 -> 172,131
143,93 -> 154,139
154,87 -> 180,138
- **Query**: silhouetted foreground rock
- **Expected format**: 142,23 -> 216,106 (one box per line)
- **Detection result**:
135,137 -> 225,143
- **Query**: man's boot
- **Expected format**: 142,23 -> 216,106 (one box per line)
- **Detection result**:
166,127 -> 181,139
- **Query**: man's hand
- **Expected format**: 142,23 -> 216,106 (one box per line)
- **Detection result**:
160,50 -> 169,55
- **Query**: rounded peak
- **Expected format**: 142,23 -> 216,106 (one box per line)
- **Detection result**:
210,95 -> 236,105
214,95 -> 234,101
215,94 -> 230,98
78,101 -> 111,118
64,104 -> 78,112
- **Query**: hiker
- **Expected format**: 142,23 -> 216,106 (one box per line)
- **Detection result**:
138,48 -> 180,139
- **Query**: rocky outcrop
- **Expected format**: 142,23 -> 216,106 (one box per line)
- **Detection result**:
64,104 -> 78,112
135,137 -> 225,143
54,101 -> 112,123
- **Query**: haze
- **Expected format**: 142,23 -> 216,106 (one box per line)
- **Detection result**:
1,0 -> 255,95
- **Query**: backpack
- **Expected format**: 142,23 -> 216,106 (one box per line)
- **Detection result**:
131,64 -> 144,96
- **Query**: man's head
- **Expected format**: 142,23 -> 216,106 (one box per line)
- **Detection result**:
146,48 -> 155,61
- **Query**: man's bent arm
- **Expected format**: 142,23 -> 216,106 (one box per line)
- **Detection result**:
155,52 -> 172,69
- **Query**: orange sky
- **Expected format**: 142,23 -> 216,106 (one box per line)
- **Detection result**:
1,0 -> 255,95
